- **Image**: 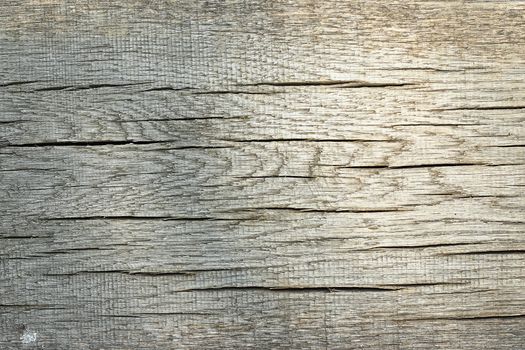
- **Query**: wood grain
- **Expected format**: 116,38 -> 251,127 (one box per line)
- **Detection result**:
1,1 -> 524,349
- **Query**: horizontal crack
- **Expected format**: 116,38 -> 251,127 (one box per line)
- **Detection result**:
379,282 -> 465,287
40,216 -> 226,221
192,90 -> 274,95
241,80 -> 415,88
434,106 -> 525,111
231,207 -> 408,213
488,144 -> 525,148
442,250 -> 525,255
176,286 -> 399,293
219,138 -> 396,143
400,314 -> 525,322
340,162 -> 513,170
119,116 -> 246,122
140,86 -> 193,92
3,140 -> 173,147
44,270 -> 193,277
390,123 -> 480,127
102,312 -> 213,317
379,67 -> 468,72
43,266 -> 280,277
0,120 -> 31,124
370,242 -> 476,249
339,82 -> 416,88
234,175 -> 317,179
242,80 -> 360,87
32,82 -> 150,92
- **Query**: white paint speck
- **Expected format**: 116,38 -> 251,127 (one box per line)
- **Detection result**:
21,329 -> 37,344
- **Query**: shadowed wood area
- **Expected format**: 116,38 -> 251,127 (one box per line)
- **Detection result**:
1,1 -> 524,349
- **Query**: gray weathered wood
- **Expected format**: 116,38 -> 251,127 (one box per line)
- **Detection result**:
1,1 -> 524,349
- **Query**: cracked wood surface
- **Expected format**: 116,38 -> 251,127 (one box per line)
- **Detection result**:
1,1 -> 524,349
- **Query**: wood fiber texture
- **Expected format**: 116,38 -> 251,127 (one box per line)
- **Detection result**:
1,1 -> 524,349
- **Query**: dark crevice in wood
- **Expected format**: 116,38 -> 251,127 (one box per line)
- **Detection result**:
135,312 -> 213,316
442,250 -> 525,255
455,194 -> 519,199
488,144 -> 525,148
35,250 -> 109,256
3,140 -> 174,147
140,87 -> 277,95
220,138 -> 396,143
43,266 -> 281,277
102,312 -> 213,318
129,271 -> 196,276
139,86 -> 193,92
390,123 -> 481,127
434,106 -> 525,111
413,192 -> 461,196
242,80 -> 362,87
44,270 -> 193,277
177,286 -> 399,293
379,67 -> 470,72
370,242 -> 476,249
144,145 -> 234,151
100,314 -> 143,318
41,271 -> 458,292
127,268 -> 248,275
341,162 -> 510,170
379,282 -> 466,287
40,216 -> 225,221
416,218 -> 525,225
38,247 -> 117,254
339,82 -> 417,88
413,193 -> 518,199
241,80 -> 415,88
119,116 -> 247,122
234,175 -> 317,179
341,165 -> 390,169
0,120 -> 31,124
32,82 -> 150,92
432,289 -> 496,296
361,162 -> 485,169
235,207 -> 408,213
401,314 -> 525,322
192,90 -> 275,95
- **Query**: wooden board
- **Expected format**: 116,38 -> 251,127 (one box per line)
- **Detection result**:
1,1 -> 524,349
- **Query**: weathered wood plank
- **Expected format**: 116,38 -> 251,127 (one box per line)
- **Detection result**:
2,215 -> 524,290
1,287 -> 523,349
1,87 -> 524,147
1,0 -> 524,349
1,1 -> 524,86
1,145 -> 523,217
